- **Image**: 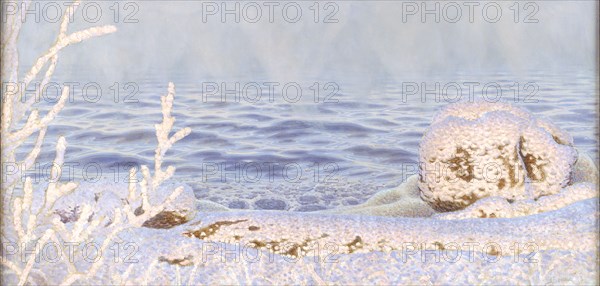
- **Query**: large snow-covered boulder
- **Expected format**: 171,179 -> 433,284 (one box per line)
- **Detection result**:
418,101 -> 578,212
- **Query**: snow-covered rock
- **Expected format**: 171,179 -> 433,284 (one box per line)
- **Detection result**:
418,101 -> 579,211
434,182 -> 597,219
51,179 -> 197,229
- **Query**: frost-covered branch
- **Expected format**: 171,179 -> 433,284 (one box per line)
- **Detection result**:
3,81 -> 191,285
152,82 -> 192,188
1,0 -> 116,194
1,0 -> 116,284
1,1 -> 194,284
57,82 -> 190,285
125,82 -> 190,224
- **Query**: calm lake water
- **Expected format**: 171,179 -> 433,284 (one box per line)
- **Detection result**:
21,69 -> 598,211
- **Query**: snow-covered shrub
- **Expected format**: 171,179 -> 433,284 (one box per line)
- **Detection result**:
1,2 -> 190,284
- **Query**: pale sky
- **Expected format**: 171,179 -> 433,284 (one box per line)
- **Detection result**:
16,1 -> 598,81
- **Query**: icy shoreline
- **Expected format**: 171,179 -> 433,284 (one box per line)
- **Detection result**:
5,197 -> 595,285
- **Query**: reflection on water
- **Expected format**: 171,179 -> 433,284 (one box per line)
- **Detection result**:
21,70 -> 598,211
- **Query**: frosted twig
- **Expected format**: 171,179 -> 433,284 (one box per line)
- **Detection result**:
1,2 -> 194,284
18,229 -> 54,286
19,25 -> 117,98
1,2 -> 116,284
7,86 -> 70,150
